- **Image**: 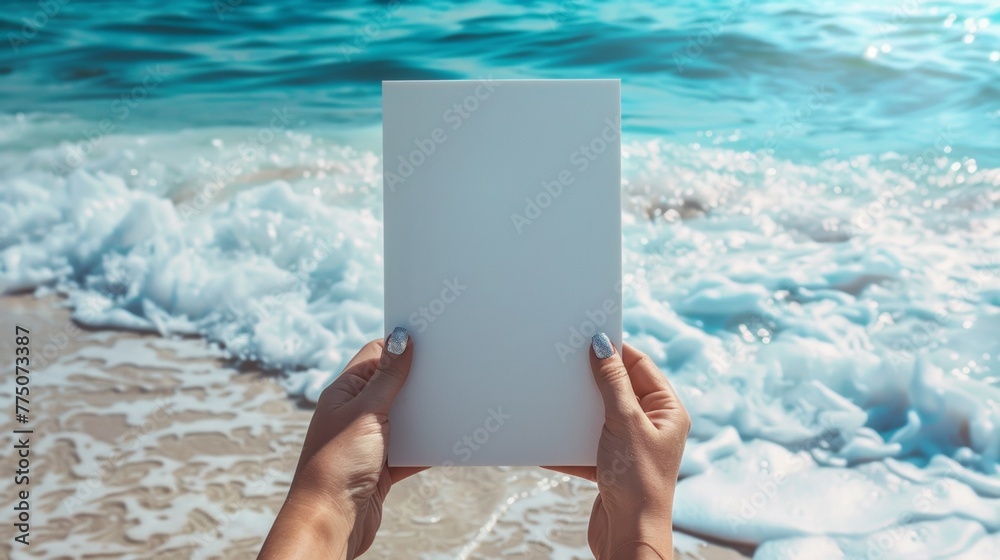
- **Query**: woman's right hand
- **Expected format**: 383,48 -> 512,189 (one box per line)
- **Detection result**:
585,333 -> 691,560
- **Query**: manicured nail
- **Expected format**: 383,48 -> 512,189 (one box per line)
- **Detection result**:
592,332 -> 613,359
387,327 -> 408,355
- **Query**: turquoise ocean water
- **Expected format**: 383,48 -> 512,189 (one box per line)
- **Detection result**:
1,1 -> 999,557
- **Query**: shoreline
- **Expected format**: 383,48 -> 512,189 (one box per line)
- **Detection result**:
0,293 -> 747,559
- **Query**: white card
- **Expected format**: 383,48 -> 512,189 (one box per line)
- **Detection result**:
383,79 -> 622,466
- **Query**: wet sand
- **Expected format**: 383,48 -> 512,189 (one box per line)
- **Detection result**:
0,294 -> 748,559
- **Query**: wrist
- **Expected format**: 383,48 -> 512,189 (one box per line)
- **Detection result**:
608,540 -> 670,560
601,512 -> 673,560
268,490 -> 356,559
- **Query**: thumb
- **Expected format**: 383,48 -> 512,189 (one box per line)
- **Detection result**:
589,332 -> 640,423
359,327 -> 413,413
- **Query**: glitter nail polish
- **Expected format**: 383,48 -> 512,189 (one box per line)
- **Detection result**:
592,332 -> 613,359
387,327 -> 408,355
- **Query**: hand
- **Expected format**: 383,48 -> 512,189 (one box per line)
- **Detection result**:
259,328 -> 424,559
569,334 -> 691,560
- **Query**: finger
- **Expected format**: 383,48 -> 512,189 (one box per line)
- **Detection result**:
318,339 -> 385,410
542,465 -> 596,482
359,327 -> 414,413
621,343 -> 684,409
343,339 -> 385,371
319,373 -> 370,411
589,332 -> 642,422
389,466 -> 428,483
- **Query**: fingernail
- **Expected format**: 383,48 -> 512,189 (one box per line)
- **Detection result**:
592,332 -> 613,359
387,327 -> 408,355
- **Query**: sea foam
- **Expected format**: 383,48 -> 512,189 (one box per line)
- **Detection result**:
1,114 -> 999,557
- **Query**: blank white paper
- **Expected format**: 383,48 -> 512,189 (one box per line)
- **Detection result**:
383,79 -> 621,466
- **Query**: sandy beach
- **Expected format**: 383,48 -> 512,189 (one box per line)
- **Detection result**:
0,294 -> 747,559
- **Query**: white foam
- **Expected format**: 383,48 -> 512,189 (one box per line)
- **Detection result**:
1,115 -> 998,556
